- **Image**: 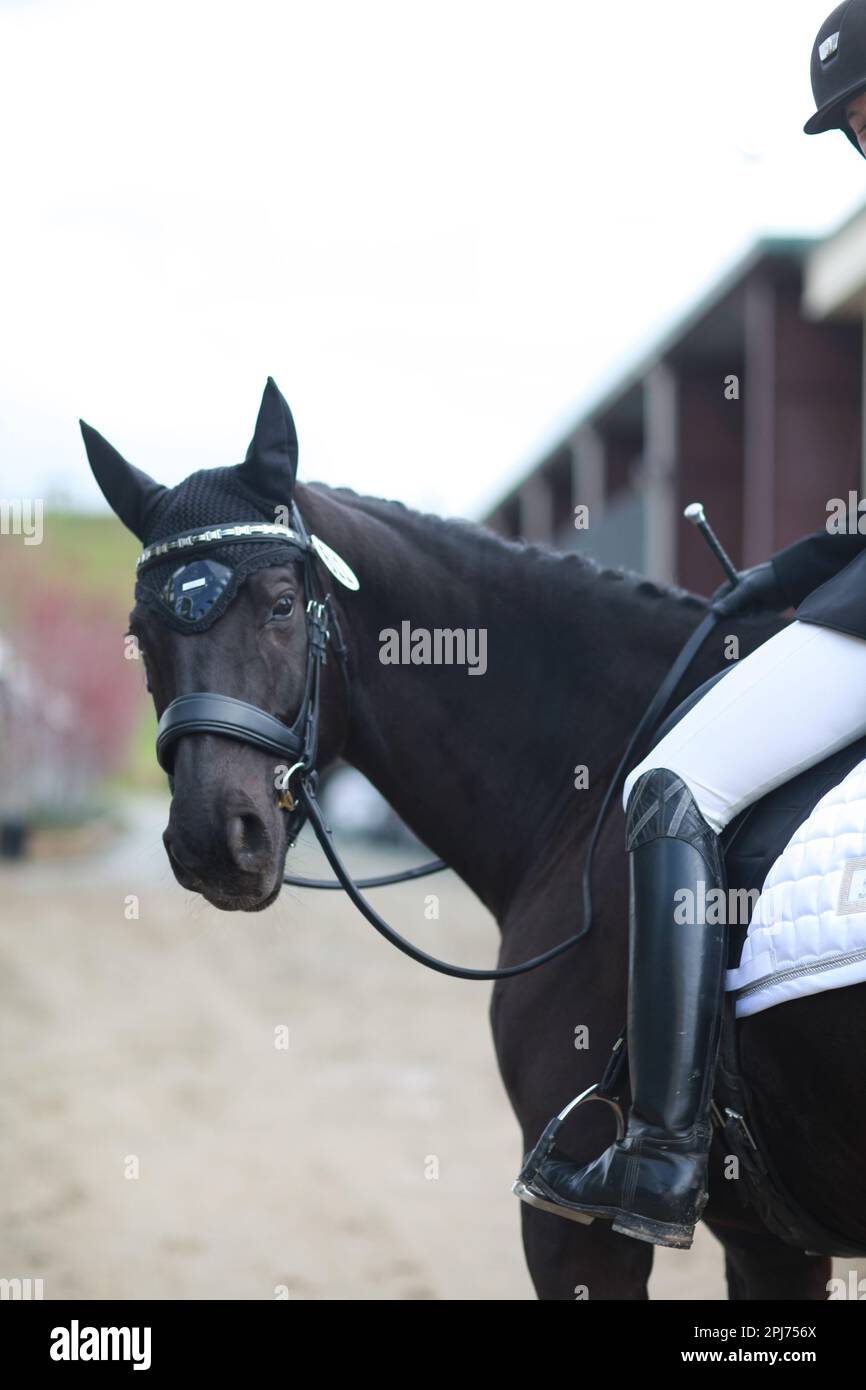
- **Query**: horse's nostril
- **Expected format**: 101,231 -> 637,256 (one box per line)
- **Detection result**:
226,812 -> 270,873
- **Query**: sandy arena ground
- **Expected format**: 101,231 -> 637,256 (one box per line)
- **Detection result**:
1,797 -> 862,1301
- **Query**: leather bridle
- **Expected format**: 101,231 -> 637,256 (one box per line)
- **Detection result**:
141,503 -> 724,980
142,506 -> 343,848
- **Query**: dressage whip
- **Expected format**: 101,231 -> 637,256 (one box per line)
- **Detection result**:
577,502 -> 738,944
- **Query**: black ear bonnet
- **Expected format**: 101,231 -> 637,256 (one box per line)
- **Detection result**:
81,379 -> 359,633
134,466 -> 305,632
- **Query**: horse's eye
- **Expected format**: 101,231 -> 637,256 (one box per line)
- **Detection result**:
271,593 -> 295,620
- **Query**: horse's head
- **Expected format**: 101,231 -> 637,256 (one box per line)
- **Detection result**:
81,379 -> 350,911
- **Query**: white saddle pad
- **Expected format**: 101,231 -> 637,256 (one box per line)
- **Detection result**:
726,756 -> 866,1017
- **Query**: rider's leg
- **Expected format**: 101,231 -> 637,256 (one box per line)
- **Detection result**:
623,619 -> 866,832
516,619 -> 866,1248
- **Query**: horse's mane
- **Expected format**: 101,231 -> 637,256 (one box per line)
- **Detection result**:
306,481 -> 708,614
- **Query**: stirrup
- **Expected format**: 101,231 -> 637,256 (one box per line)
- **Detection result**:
558,1081 -> 626,1136
511,1082 -> 626,1223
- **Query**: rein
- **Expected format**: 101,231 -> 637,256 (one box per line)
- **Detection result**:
147,502 -> 731,981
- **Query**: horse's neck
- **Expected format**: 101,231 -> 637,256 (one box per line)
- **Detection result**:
299,484 -> 701,918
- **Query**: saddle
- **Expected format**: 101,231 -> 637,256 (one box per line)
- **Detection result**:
606,668 -> 866,1258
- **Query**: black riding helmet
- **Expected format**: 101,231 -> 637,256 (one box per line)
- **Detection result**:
805,0 -> 866,156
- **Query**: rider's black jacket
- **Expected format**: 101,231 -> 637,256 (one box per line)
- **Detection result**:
771,526 -> 866,639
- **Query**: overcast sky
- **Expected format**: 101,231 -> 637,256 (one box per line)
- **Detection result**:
1,0 -> 864,521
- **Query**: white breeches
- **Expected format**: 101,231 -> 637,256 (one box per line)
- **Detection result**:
622,620 -> 866,835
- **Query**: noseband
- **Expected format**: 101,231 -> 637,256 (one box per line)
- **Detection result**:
140,503 -> 724,980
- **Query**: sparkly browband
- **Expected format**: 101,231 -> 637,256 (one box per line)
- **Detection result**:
136,521 -> 308,573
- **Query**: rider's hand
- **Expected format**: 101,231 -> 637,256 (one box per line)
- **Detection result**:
710,561 -> 788,617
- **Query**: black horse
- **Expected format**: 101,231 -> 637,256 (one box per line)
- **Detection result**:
83,385 -> 866,1300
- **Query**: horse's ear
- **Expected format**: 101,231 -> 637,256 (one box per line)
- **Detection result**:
79,421 -> 167,541
239,377 -> 298,505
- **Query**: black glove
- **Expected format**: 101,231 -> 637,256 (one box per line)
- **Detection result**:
710,561 -> 788,617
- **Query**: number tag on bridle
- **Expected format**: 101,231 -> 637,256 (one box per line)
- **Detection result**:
310,535 -> 360,590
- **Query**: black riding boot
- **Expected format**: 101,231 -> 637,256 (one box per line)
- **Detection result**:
513,767 -> 728,1249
